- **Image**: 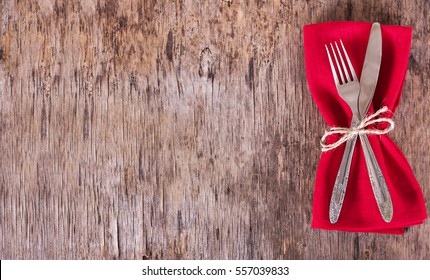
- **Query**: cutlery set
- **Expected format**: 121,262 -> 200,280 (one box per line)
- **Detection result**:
324,23 -> 393,223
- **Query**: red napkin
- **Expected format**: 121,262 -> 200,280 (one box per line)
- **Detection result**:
304,22 -> 427,234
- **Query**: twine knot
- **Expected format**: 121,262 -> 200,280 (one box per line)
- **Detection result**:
320,106 -> 395,152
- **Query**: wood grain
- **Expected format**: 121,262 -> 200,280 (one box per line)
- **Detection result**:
0,0 -> 429,259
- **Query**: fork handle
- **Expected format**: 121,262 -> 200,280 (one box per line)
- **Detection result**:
329,134 -> 358,224
359,134 -> 393,222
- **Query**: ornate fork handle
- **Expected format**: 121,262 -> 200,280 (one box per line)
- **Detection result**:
360,134 -> 393,222
329,133 -> 358,224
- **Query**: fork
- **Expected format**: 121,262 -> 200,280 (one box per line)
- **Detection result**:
325,41 -> 360,224
325,40 -> 393,223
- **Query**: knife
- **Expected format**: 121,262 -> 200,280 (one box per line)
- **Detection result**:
357,22 -> 393,222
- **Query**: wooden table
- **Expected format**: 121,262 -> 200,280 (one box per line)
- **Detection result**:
1,0 -> 429,259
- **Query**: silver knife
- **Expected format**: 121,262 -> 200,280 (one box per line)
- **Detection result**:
357,22 -> 393,222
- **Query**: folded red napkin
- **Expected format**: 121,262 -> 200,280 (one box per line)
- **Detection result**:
304,22 -> 427,234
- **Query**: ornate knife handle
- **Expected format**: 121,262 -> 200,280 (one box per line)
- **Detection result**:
359,134 -> 393,222
329,134 -> 358,224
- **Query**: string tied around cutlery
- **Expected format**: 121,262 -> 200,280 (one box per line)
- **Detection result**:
320,106 -> 395,152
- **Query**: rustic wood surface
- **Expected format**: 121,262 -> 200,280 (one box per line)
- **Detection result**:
0,0 -> 429,260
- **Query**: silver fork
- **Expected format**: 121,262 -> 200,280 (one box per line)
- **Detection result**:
326,40 -> 393,223
325,40 -> 360,224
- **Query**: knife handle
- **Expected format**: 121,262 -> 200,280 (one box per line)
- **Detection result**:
359,134 -> 393,222
329,134 -> 358,224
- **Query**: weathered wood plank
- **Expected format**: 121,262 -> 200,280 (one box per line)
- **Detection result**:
0,0 -> 429,259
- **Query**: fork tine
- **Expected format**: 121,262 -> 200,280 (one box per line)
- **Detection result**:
335,42 -> 351,82
325,44 -> 340,86
340,40 -> 358,81
330,43 -> 345,84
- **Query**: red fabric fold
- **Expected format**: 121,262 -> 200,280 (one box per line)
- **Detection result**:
304,21 -> 427,234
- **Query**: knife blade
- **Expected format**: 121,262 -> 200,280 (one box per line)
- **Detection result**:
358,22 -> 382,119
358,22 -> 393,222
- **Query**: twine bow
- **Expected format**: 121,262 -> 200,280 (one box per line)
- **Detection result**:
320,106 -> 395,152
